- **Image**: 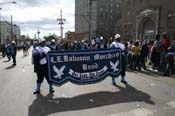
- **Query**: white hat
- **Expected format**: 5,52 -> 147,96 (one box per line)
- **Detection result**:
38,38 -> 45,43
12,41 -> 16,44
81,40 -> 84,43
51,39 -> 55,43
100,36 -> 103,40
115,34 -> 121,39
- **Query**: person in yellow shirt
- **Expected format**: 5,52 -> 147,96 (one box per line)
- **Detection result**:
131,41 -> 141,71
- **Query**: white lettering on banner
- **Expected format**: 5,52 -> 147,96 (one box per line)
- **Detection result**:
64,56 -> 69,62
82,63 -> 99,71
51,55 -> 91,63
51,53 -> 119,64
51,56 -> 63,63
69,69 -> 80,78
94,53 -> 119,60
68,66 -> 108,80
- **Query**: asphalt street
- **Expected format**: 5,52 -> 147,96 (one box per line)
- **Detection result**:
0,49 -> 175,116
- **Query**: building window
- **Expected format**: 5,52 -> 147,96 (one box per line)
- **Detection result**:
111,3 -> 113,7
100,8 -> 103,12
110,9 -> 113,13
111,15 -> 113,18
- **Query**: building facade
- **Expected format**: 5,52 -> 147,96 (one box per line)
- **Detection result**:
13,24 -> 20,42
75,0 -> 121,42
75,0 -> 97,42
0,21 -> 20,44
121,0 -> 175,41
65,31 -> 75,43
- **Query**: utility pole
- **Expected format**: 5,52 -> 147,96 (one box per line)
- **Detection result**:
34,33 -> 36,40
89,0 -> 93,45
57,9 -> 66,39
37,27 -> 40,39
89,0 -> 96,46
11,15 -> 13,41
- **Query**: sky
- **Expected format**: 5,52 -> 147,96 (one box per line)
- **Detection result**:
0,0 -> 75,38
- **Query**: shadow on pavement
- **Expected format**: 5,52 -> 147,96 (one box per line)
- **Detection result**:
3,60 -> 10,63
5,65 -> 15,70
28,84 -> 155,116
127,69 -> 162,77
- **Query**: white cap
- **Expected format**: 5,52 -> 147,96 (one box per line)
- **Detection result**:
51,39 -> 55,43
100,36 -> 103,40
115,34 -> 121,39
12,41 -> 16,44
38,38 -> 45,43
81,40 -> 84,43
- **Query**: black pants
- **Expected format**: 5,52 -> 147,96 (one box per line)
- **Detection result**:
36,65 -> 51,84
140,56 -> 146,69
2,51 -> 5,57
12,54 -> 16,64
153,52 -> 161,68
133,55 -> 141,70
121,54 -> 126,77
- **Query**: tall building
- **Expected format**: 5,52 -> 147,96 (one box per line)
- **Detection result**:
0,21 -> 20,44
75,0 -> 121,42
121,0 -> 175,41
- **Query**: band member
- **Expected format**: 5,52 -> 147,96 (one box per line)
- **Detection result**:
32,38 -> 54,94
6,43 -> 12,61
110,34 -> 128,85
49,39 -> 57,50
11,41 -> 17,66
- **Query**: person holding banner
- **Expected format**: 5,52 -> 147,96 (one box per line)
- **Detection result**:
80,40 -> 89,50
110,34 -> 128,85
32,38 -> 54,94
49,39 -> 57,51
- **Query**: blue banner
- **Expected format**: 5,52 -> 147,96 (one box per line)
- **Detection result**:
47,48 -> 122,86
